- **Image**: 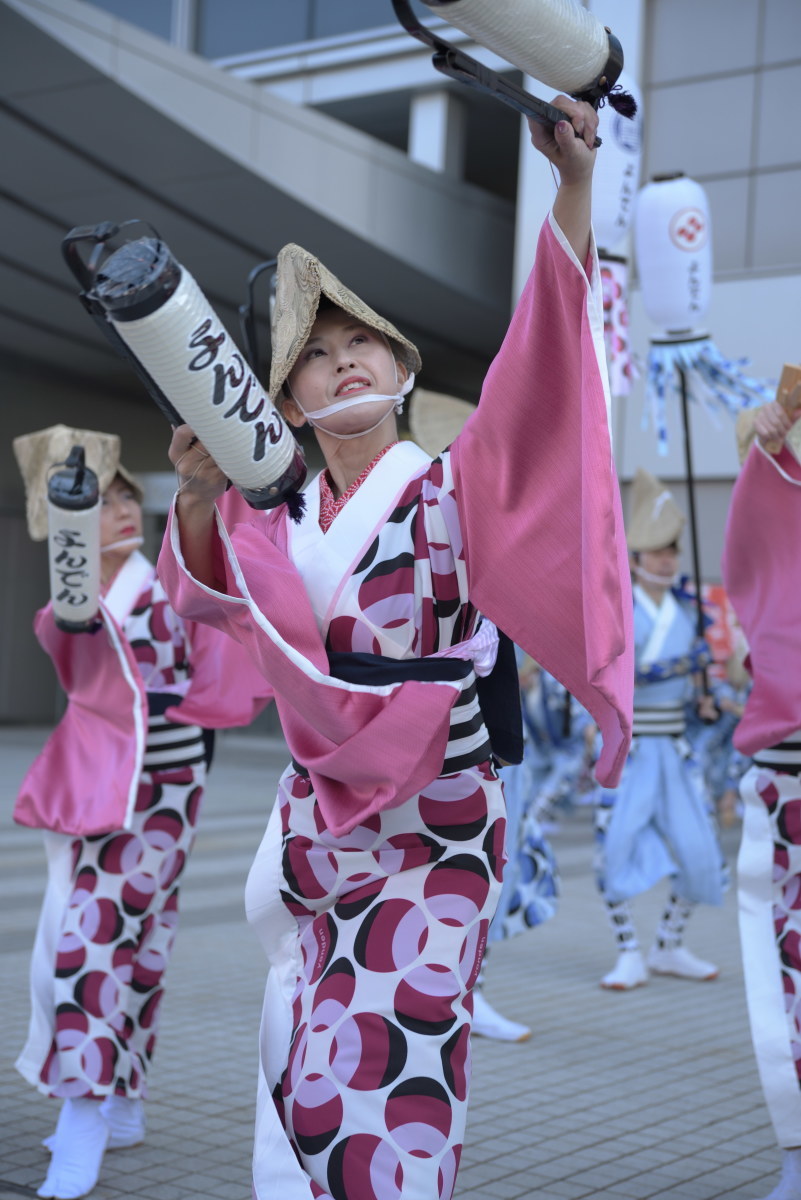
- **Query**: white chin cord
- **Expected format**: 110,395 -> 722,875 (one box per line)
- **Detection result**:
293,366 -> 416,442
102,536 -> 144,553
634,565 -> 678,587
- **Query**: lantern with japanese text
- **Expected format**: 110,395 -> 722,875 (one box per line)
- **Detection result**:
47,446 -> 101,633
633,174 -> 772,454
61,222 -> 307,519
634,174 -> 711,336
594,73 -> 643,256
593,72 -> 643,396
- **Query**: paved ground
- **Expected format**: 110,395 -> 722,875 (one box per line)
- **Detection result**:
0,726 -> 782,1200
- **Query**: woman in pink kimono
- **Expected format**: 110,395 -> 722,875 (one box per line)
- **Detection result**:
722,395 -> 801,1200
160,97 -> 633,1200
13,429 -> 267,1200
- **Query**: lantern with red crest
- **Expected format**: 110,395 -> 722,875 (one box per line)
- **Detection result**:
634,173 -> 772,454
633,173 -> 773,683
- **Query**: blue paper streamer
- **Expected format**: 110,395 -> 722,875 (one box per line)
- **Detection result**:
644,338 -> 774,455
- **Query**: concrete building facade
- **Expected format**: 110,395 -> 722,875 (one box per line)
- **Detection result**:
1,0 -> 799,720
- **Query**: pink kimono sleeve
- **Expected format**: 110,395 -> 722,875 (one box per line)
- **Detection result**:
157,488 -> 276,729
450,214 -> 633,787
722,442 -> 801,755
167,614 -> 274,730
157,502 -> 464,836
14,605 -> 145,835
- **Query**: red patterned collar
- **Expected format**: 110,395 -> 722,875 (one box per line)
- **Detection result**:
318,442 -> 398,533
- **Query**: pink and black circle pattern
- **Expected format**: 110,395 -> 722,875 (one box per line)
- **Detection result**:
275,765 -> 504,1199
757,772 -> 801,1088
40,769 -> 202,1099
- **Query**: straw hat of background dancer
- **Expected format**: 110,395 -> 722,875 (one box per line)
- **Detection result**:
13,424 -> 142,542
626,467 -> 685,553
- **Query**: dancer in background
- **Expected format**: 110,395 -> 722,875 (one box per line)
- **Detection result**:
474,656 -> 594,1041
595,468 -> 724,991
684,587 -> 750,828
408,397 -> 574,1045
723,391 -> 801,1200
12,426 -> 268,1200
474,650 -> 559,1043
160,96 -> 632,1200
520,659 -> 596,833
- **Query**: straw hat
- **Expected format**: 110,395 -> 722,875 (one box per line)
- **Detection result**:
626,467 -> 685,552
13,424 -> 142,541
735,407 -> 759,467
408,387 -> 476,458
268,243 -> 422,401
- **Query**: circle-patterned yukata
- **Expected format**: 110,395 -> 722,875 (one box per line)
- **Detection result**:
738,766 -> 801,1145
32,766 -> 204,1099
261,759 -> 505,1200
17,580 -> 206,1100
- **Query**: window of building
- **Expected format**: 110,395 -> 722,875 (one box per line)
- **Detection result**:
644,0 -> 801,272
311,0 -> 401,40
195,1 -> 312,58
83,0 -> 173,40
194,0 -> 431,59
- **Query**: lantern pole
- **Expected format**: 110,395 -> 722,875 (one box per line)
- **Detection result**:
676,361 -> 710,696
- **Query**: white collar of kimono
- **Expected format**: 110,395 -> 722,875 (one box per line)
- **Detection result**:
289,441 -> 430,633
102,550 -> 155,627
634,583 -> 679,666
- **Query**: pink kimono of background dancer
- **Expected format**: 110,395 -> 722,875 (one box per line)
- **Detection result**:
12,430 -> 269,1200
722,392 -> 801,1200
159,96 -> 633,1200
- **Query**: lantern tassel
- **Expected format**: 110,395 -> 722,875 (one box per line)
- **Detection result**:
603,86 -> 638,119
284,488 -> 307,524
644,336 -> 775,455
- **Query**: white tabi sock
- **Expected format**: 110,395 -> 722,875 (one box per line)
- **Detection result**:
756,1148 -> 801,1200
600,948 -> 648,990
44,1096 -> 146,1153
99,1095 -> 146,1149
37,1098 -> 109,1199
471,990 -> 532,1042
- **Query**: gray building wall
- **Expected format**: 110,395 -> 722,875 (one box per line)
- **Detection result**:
2,0 -> 800,720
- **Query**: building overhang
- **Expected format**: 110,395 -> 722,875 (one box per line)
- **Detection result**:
0,0 -> 515,403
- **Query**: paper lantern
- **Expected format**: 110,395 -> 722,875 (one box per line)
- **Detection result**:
420,0 -> 621,100
47,447 -> 101,633
62,226 -> 306,516
633,175 -> 772,453
592,72 -> 643,254
634,174 -> 711,334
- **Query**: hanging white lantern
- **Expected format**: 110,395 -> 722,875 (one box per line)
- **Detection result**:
592,71 -> 643,255
634,174 -> 712,335
633,174 -> 772,454
592,72 -> 644,397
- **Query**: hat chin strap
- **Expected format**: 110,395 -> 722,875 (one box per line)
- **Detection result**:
633,563 -> 678,588
294,372 -> 416,442
102,535 -> 144,554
